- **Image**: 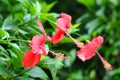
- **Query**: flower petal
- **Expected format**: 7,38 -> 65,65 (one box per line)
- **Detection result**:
77,36 -> 104,62
22,50 -> 40,68
47,28 -> 65,44
29,35 -> 46,47
60,12 -> 72,29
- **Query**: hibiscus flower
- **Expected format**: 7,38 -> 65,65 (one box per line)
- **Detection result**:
47,12 -> 72,43
77,36 -> 104,62
22,21 -> 46,68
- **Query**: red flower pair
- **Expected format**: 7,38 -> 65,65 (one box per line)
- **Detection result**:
22,22 -> 46,68
22,13 -> 71,68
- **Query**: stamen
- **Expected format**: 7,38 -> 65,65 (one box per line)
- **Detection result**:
95,50 -> 113,71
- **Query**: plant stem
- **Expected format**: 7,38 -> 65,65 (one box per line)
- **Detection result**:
65,32 -> 84,48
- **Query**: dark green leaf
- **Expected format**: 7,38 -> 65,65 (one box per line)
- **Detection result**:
26,66 -> 48,80
64,49 -> 76,67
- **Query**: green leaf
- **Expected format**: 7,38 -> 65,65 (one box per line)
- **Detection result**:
76,13 -> 90,23
60,37 -> 73,44
0,29 -> 9,39
109,0 -> 118,6
2,16 -> 18,31
17,77 -> 35,80
0,45 -> 10,59
40,58 -> 63,79
40,13 -> 57,29
8,49 -> 18,58
0,40 -> 9,44
45,44 -> 49,55
68,23 -> 80,33
18,29 -> 28,35
96,7 -> 105,17
42,1 -> 57,13
85,19 -> 99,34
9,43 -> 20,50
77,0 -> 95,8
96,0 -> 107,6
32,1 -> 41,14
0,66 -> 10,78
26,66 -> 48,80
48,58 -> 63,79
64,49 -> 76,67
10,45 -> 23,68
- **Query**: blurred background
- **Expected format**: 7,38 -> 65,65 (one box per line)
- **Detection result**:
0,0 -> 120,80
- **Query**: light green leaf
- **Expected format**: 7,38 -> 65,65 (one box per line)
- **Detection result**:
68,23 -> 80,33
8,49 -> 18,58
96,7 -> 105,17
2,16 -> 18,31
60,37 -> 73,44
45,44 -> 49,55
85,19 -> 99,34
0,29 -> 9,39
34,1 -> 41,14
42,1 -> 57,13
109,0 -> 118,6
18,29 -> 28,35
26,66 -> 48,80
9,43 -> 20,50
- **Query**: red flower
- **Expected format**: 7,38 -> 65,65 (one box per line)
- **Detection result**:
22,21 -> 46,68
29,35 -> 46,56
22,50 -> 41,68
77,36 -> 104,62
47,12 -> 72,43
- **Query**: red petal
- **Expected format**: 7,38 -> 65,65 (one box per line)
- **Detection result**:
57,18 -> 66,31
77,42 -> 96,61
47,28 -> 65,44
22,50 -> 40,68
77,36 -> 104,61
60,13 -> 72,29
91,36 -> 104,47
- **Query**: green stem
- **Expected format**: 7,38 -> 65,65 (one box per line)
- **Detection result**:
65,32 -> 84,48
